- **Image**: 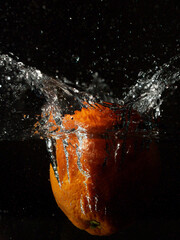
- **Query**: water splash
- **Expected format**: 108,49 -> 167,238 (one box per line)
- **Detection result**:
0,53 -> 179,141
123,55 -> 180,117
0,54 -> 94,140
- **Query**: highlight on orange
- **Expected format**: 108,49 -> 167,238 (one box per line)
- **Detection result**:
38,102 -> 160,236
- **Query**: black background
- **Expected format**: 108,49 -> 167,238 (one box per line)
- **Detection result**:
0,0 -> 180,239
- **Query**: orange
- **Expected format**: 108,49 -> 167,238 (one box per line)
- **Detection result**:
47,103 -> 160,236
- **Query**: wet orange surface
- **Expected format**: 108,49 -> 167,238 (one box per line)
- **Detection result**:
48,103 -> 160,235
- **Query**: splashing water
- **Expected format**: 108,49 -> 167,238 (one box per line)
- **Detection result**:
0,53 -> 179,143
123,55 -> 180,117
0,54 -> 94,140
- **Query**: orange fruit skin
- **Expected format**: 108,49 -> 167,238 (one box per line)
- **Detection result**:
49,104 -> 160,236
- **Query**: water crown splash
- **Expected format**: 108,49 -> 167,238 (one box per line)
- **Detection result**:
0,53 -> 179,141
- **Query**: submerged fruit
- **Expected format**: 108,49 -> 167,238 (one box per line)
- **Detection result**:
47,103 -> 160,236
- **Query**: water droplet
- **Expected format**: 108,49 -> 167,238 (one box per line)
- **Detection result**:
72,55 -> 80,63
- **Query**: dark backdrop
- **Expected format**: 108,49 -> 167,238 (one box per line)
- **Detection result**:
0,1 -> 179,240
